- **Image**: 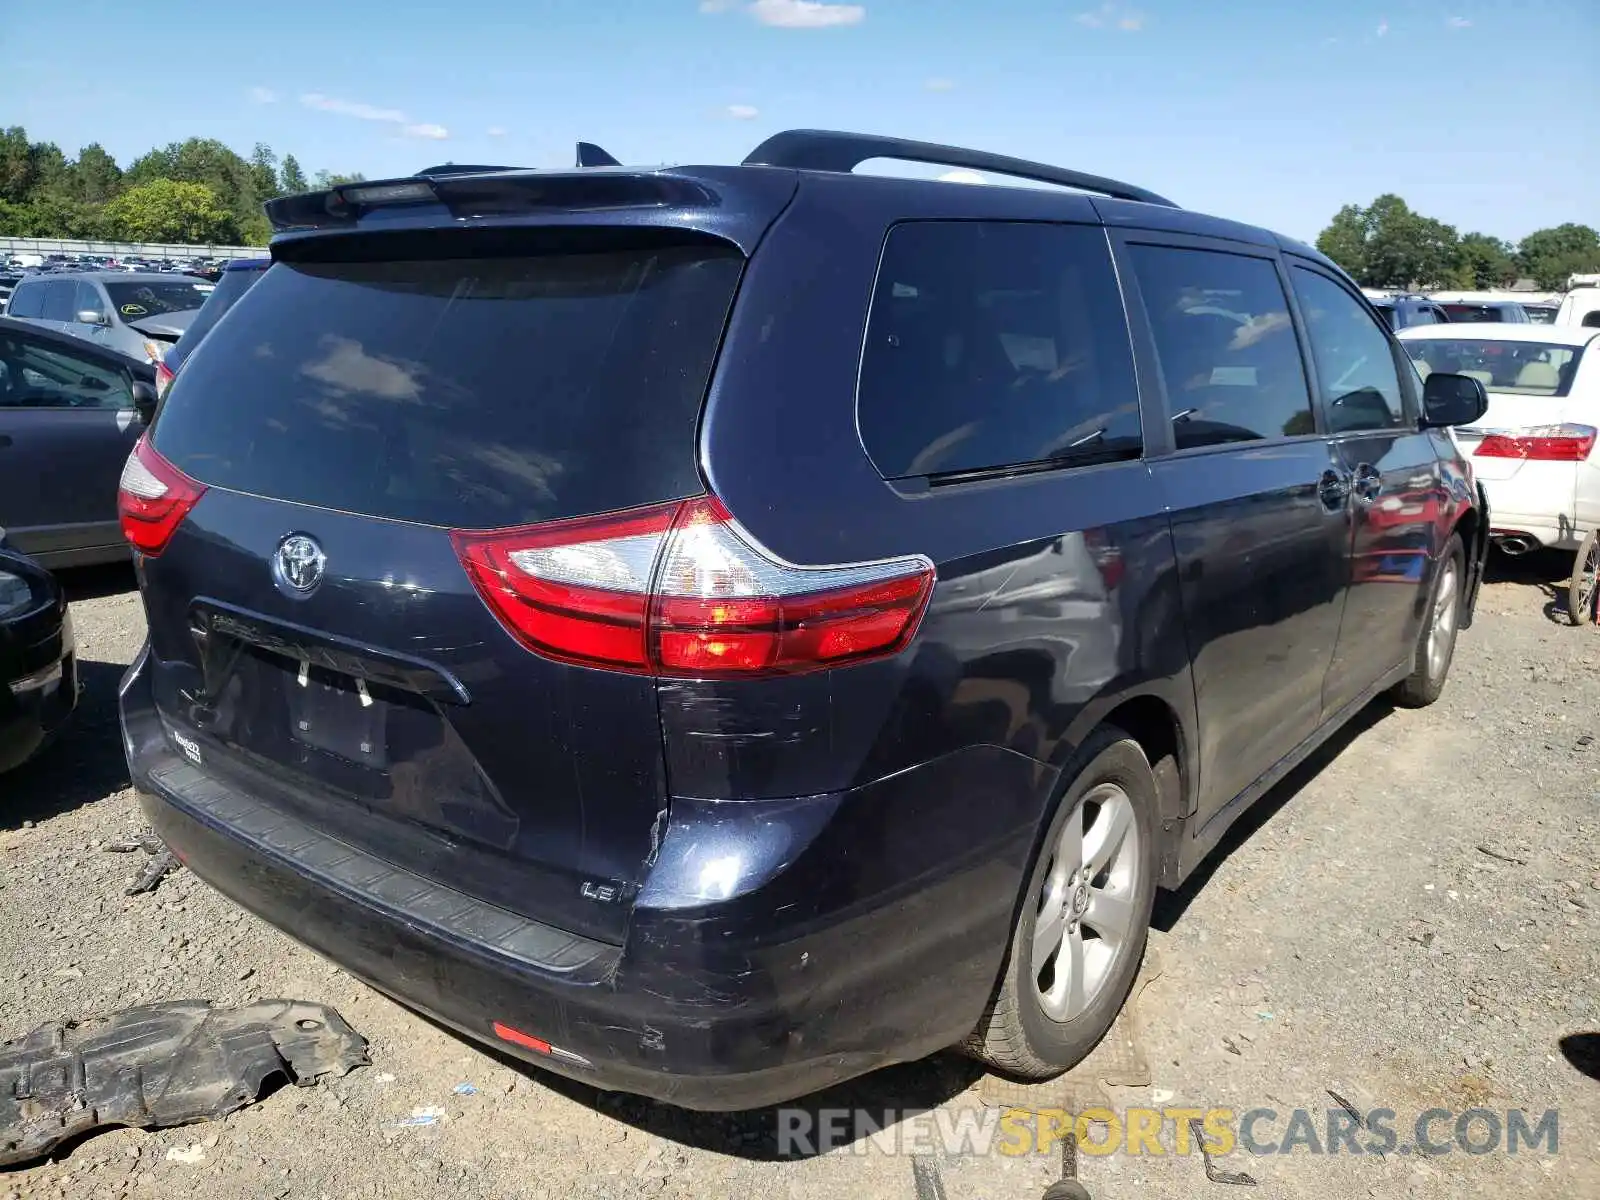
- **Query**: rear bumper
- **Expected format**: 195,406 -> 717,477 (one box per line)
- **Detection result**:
0,617 -> 77,775
121,646 -> 1042,1110
1478,464 -> 1584,550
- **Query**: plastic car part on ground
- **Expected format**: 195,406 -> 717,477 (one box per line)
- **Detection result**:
0,999 -> 368,1166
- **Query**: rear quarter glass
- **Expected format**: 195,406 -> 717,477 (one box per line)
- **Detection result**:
152,235 -> 744,529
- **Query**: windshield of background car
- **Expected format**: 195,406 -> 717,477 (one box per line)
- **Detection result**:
105,279 -> 214,319
1404,339 -> 1584,397
152,236 -> 745,529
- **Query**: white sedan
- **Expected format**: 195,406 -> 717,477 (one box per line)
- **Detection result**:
1398,322 -> 1600,554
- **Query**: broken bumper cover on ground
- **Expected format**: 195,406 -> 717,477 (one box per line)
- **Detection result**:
121,650 -> 1037,1110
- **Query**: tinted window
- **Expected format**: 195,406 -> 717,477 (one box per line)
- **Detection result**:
1292,268 -> 1406,433
1443,304 -> 1503,323
106,278 -> 213,319
0,329 -> 133,409
1407,306 -> 1437,326
40,281 -> 77,322
858,221 -> 1140,479
153,237 -> 744,529
7,282 -> 44,319
74,281 -> 107,322
173,266 -> 265,353
1403,338 -> 1585,398
1373,303 -> 1397,329
1127,245 -> 1313,448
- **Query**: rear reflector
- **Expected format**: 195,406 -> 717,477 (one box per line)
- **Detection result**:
491,1021 -> 592,1066
452,496 -> 935,678
118,435 -> 205,556
1475,424 -> 1597,462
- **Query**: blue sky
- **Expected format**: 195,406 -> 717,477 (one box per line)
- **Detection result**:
4,0 -> 1595,242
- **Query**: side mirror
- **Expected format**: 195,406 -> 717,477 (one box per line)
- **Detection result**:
130,380 -> 158,424
1420,372 -> 1489,429
75,309 -> 109,326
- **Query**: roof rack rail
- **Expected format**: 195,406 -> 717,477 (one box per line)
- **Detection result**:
741,129 -> 1176,208
576,141 -> 620,168
414,163 -> 517,177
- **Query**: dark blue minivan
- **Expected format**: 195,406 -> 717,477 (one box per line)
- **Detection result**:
120,132 -> 1490,1109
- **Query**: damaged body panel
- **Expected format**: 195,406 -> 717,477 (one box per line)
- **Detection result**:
0,1000 -> 367,1166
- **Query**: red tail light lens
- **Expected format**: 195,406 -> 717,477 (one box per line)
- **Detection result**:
118,436 -> 206,555
452,496 -> 935,677
1475,424 -> 1597,462
155,360 -> 176,399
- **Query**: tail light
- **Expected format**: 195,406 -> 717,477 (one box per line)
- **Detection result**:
452,496 -> 935,677
118,435 -> 205,555
155,359 -> 176,399
1474,424 -> 1597,462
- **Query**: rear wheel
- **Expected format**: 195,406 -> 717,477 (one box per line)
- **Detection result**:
1393,533 -> 1464,708
965,727 -> 1157,1079
1568,529 -> 1600,627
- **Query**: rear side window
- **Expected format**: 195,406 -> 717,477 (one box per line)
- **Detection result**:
7,283 -> 43,319
153,237 -> 743,529
40,281 -> 77,322
176,266 -> 265,349
1128,245 -> 1314,448
857,221 -> 1140,479
1291,267 -> 1406,433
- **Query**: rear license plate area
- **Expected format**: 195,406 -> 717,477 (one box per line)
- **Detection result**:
287,665 -> 389,769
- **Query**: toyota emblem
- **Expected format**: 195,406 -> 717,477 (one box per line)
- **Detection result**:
273,534 -> 326,595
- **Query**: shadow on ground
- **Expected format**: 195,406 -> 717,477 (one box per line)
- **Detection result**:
2,658 -> 131,829
1483,548 -> 1581,626
57,562 -> 137,603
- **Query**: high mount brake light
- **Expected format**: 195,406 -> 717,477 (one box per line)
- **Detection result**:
452,497 -> 935,677
1474,424 -> 1597,463
118,436 -> 205,555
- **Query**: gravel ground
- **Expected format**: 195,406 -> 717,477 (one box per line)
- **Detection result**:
1,557 -> 1596,1200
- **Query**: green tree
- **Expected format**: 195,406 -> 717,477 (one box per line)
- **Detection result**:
0,127 -> 33,203
26,141 -> 72,202
279,153 -> 308,194
72,143 -> 123,204
312,169 -> 366,189
101,179 -> 238,243
127,138 -> 259,230
249,142 -> 282,203
1316,204 -> 1368,281
1452,232 -> 1517,289
1517,224 -> 1600,290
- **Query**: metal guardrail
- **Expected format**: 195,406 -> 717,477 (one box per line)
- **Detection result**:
0,236 -> 264,262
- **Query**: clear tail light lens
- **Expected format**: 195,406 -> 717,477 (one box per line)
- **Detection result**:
452,496 -> 934,677
118,435 -> 206,555
1474,424 -> 1597,462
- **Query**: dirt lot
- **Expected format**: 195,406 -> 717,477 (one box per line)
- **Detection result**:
2,558 -> 1596,1200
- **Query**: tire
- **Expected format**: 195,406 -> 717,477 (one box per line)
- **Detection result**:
1568,529 -> 1600,627
1393,533 -> 1465,708
964,725 -> 1158,1079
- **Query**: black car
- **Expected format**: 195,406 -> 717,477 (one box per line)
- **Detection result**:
0,317 -> 159,567
122,131 -> 1490,1110
0,534 -> 77,774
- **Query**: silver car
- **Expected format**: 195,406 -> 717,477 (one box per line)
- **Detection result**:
4,271 -> 212,364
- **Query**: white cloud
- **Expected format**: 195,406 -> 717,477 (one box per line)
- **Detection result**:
1076,4 -> 1144,32
748,0 -> 865,28
249,86 -> 278,104
725,104 -> 761,119
1376,19 -> 1389,36
486,126 -> 507,137
300,93 -> 408,123
924,77 -> 955,92
938,170 -> 988,185
1447,16 -> 1472,27
402,123 -> 450,140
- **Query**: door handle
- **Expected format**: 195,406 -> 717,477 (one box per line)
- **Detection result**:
1351,463 -> 1383,505
1318,468 -> 1351,511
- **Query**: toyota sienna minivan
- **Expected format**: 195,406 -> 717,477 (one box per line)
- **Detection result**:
120,131 -> 1490,1109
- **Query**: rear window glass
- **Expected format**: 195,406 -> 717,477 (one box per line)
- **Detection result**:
857,221 -> 1141,479
173,266 -> 265,350
1403,338 -> 1584,397
153,239 -> 743,529
1441,304 -> 1508,323
106,279 -> 213,318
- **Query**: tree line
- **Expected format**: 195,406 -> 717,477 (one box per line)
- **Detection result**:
0,127 -> 366,246
1316,195 -> 1600,292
